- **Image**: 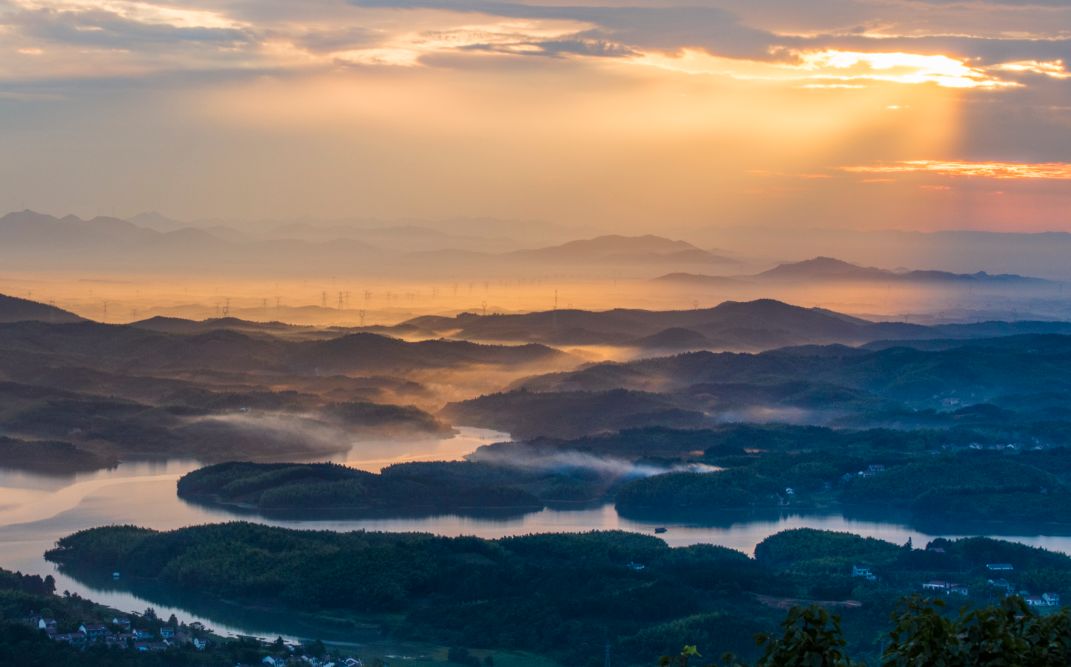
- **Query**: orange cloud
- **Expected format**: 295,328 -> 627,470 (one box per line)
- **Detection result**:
844,160 -> 1071,180
994,60 -> 1071,80
797,50 -> 1017,89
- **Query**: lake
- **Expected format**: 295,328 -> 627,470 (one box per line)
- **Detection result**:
6,426 -> 1071,641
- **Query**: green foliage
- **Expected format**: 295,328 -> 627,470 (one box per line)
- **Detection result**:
883,596 -> 1071,666
615,469 -> 782,515
755,606 -> 852,667
755,530 -> 902,573
44,524 -> 1071,666
178,461 -> 549,515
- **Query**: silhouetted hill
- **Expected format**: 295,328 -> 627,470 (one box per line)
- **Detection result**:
0,293 -> 84,323
760,256 -> 1051,284
130,315 -> 304,336
508,234 -> 735,265
442,388 -> 709,439
654,257 -> 1053,287
398,299 -> 929,350
0,212 -> 745,277
757,257 -> 889,281
0,319 -> 572,376
445,333 -> 1071,437
632,327 -> 711,351
0,210 -> 153,249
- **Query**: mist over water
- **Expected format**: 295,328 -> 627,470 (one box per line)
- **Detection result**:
6,427 -> 1071,642
468,447 -> 721,478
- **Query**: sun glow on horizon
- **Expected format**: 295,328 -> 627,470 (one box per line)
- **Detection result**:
629,47 -> 1017,90
844,160 -> 1071,181
797,50 -> 1016,89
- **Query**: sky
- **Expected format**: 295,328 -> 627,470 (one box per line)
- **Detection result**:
0,0 -> 1069,232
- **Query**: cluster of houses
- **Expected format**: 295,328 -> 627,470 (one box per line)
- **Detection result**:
982,563 -> 1062,608
261,656 -> 364,667
850,562 -> 1063,609
841,464 -> 886,484
851,565 -> 878,582
28,612 -> 375,666
917,562 -> 1064,607
29,614 -> 209,652
921,580 -> 970,596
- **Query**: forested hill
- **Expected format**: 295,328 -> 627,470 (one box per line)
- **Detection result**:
45,523 -> 1071,665
0,293 -> 83,324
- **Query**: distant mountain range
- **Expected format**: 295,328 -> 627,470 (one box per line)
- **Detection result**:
390,297 -> 1071,352
506,235 -> 735,266
654,257 -> 1054,287
678,226 -> 1071,281
8,288 -> 1071,357
0,210 -> 733,277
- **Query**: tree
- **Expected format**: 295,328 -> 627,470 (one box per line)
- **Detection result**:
884,596 -> 1071,666
307,639 -> 327,659
882,596 -> 960,666
754,606 -> 852,667
660,644 -> 746,667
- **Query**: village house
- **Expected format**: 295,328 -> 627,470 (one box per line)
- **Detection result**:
922,580 -> 966,595
988,578 -> 1015,595
36,617 -> 57,633
851,565 -> 877,581
51,632 -> 84,645
79,623 -> 109,641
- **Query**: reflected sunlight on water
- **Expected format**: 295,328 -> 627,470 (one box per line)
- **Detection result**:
5,426 -> 1071,640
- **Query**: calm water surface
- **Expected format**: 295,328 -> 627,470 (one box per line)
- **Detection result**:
4,426 -> 1071,641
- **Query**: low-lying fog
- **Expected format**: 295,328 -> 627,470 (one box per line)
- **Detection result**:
2,273 -> 1067,330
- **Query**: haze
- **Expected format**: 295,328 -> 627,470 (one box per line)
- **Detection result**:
1,0 -> 1069,235
5,3 -> 1071,666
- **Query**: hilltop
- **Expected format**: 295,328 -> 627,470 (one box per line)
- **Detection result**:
0,293 -> 83,324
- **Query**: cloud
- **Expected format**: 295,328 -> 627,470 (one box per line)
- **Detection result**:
293,26 -> 380,54
342,0 -> 1071,90
844,160 -> 1071,180
995,60 -> 1071,80
349,0 -> 787,60
7,6 -> 250,47
2,0 -> 1068,92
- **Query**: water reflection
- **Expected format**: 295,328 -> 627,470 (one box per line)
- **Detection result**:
6,426 -> 1071,641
